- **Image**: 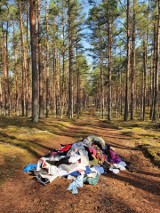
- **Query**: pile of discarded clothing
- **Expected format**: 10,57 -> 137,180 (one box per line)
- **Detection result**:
24,135 -> 127,194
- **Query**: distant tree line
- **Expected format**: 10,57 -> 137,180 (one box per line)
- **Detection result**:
0,0 -> 159,122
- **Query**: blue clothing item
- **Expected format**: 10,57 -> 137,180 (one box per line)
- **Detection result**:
23,164 -> 37,172
68,166 -> 91,178
68,171 -> 80,177
67,174 -> 84,194
84,166 -> 91,174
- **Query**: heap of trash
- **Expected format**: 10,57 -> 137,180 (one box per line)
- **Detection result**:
24,135 -> 127,194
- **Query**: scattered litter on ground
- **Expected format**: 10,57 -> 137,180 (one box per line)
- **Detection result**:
24,135 -> 127,194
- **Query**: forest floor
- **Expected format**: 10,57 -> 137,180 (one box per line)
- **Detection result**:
0,115 -> 160,213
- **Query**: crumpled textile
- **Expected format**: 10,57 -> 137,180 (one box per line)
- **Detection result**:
67,174 -> 84,194
68,152 -> 81,163
90,165 -> 104,175
84,173 -> 99,185
87,135 -> 106,150
113,161 -> 127,171
23,164 -> 37,172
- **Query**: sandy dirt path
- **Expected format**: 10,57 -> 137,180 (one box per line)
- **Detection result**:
0,117 -> 159,213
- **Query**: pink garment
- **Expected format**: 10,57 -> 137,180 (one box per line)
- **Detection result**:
89,147 -> 97,156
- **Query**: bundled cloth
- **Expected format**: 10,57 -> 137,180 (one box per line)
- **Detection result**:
24,135 -> 127,193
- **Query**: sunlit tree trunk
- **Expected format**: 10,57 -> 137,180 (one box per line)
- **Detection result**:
98,28 -> 104,119
142,39 -> 147,121
30,0 -> 39,122
150,24 -> 156,120
152,1 -> 160,121
13,23 -> 19,115
60,6 -> 66,118
149,50 -> 153,119
108,20 -> 112,121
131,0 -> 136,120
124,0 -> 130,121
38,0 -> 44,118
18,0 -> 27,116
0,77 -> 2,114
26,2 -> 31,117
55,55 -> 60,116
52,40 -> 56,116
45,2 -> 50,118
76,48 -> 80,118
68,0 -> 73,119
2,28 -> 9,116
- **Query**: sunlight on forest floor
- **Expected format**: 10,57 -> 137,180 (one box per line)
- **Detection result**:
0,115 -> 159,185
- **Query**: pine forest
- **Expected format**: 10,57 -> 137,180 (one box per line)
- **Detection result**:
0,0 -> 160,123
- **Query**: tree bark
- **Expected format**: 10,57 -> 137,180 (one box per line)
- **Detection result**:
30,0 -> 39,122
108,20 -> 112,121
152,1 -> 160,121
2,28 -> 9,116
68,0 -> 73,119
124,0 -> 130,121
13,23 -> 19,115
130,0 -> 136,120
45,2 -> 50,118
98,29 -> 104,119
60,6 -> 66,118
18,0 -> 27,116
142,39 -> 147,121
38,0 -> 44,118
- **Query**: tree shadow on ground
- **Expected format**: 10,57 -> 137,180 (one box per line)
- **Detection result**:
107,172 -> 160,197
137,145 -> 160,167
0,155 -> 23,185
133,170 -> 160,178
0,132 -> 53,159
101,140 -> 137,150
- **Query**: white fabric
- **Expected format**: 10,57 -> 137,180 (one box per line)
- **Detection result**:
113,161 -> 127,171
109,168 -> 120,174
91,165 -> 104,175
68,153 -> 81,163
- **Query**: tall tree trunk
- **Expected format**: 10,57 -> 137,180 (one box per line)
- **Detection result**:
26,2 -> 31,117
38,0 -> 44,118
124,0 -> 130,121
6,22 -> 11,116
149,50 -> 153,119
76,49 -> 80,118
130,0 -> 136,120
152,1 -> 160,121
52,41 -> 56,116
2,28 -> 9,116
13,23 -> 19,115
119,47 -> 123,115
0,77 -> 2,114
30,0 -> 39,122
151,24 -> 156,120
55,54 -> 60,117
60,6 -> 66,118
142,39 -> 147,120
108,20 -> 112,121
0,34 -> 2,114
18,0 -> 27,116
99,31 -> 104,119
45,2 -> 50,118
68,0 -> 73,119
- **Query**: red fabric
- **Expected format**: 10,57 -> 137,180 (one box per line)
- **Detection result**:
59,144 -> 72,152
